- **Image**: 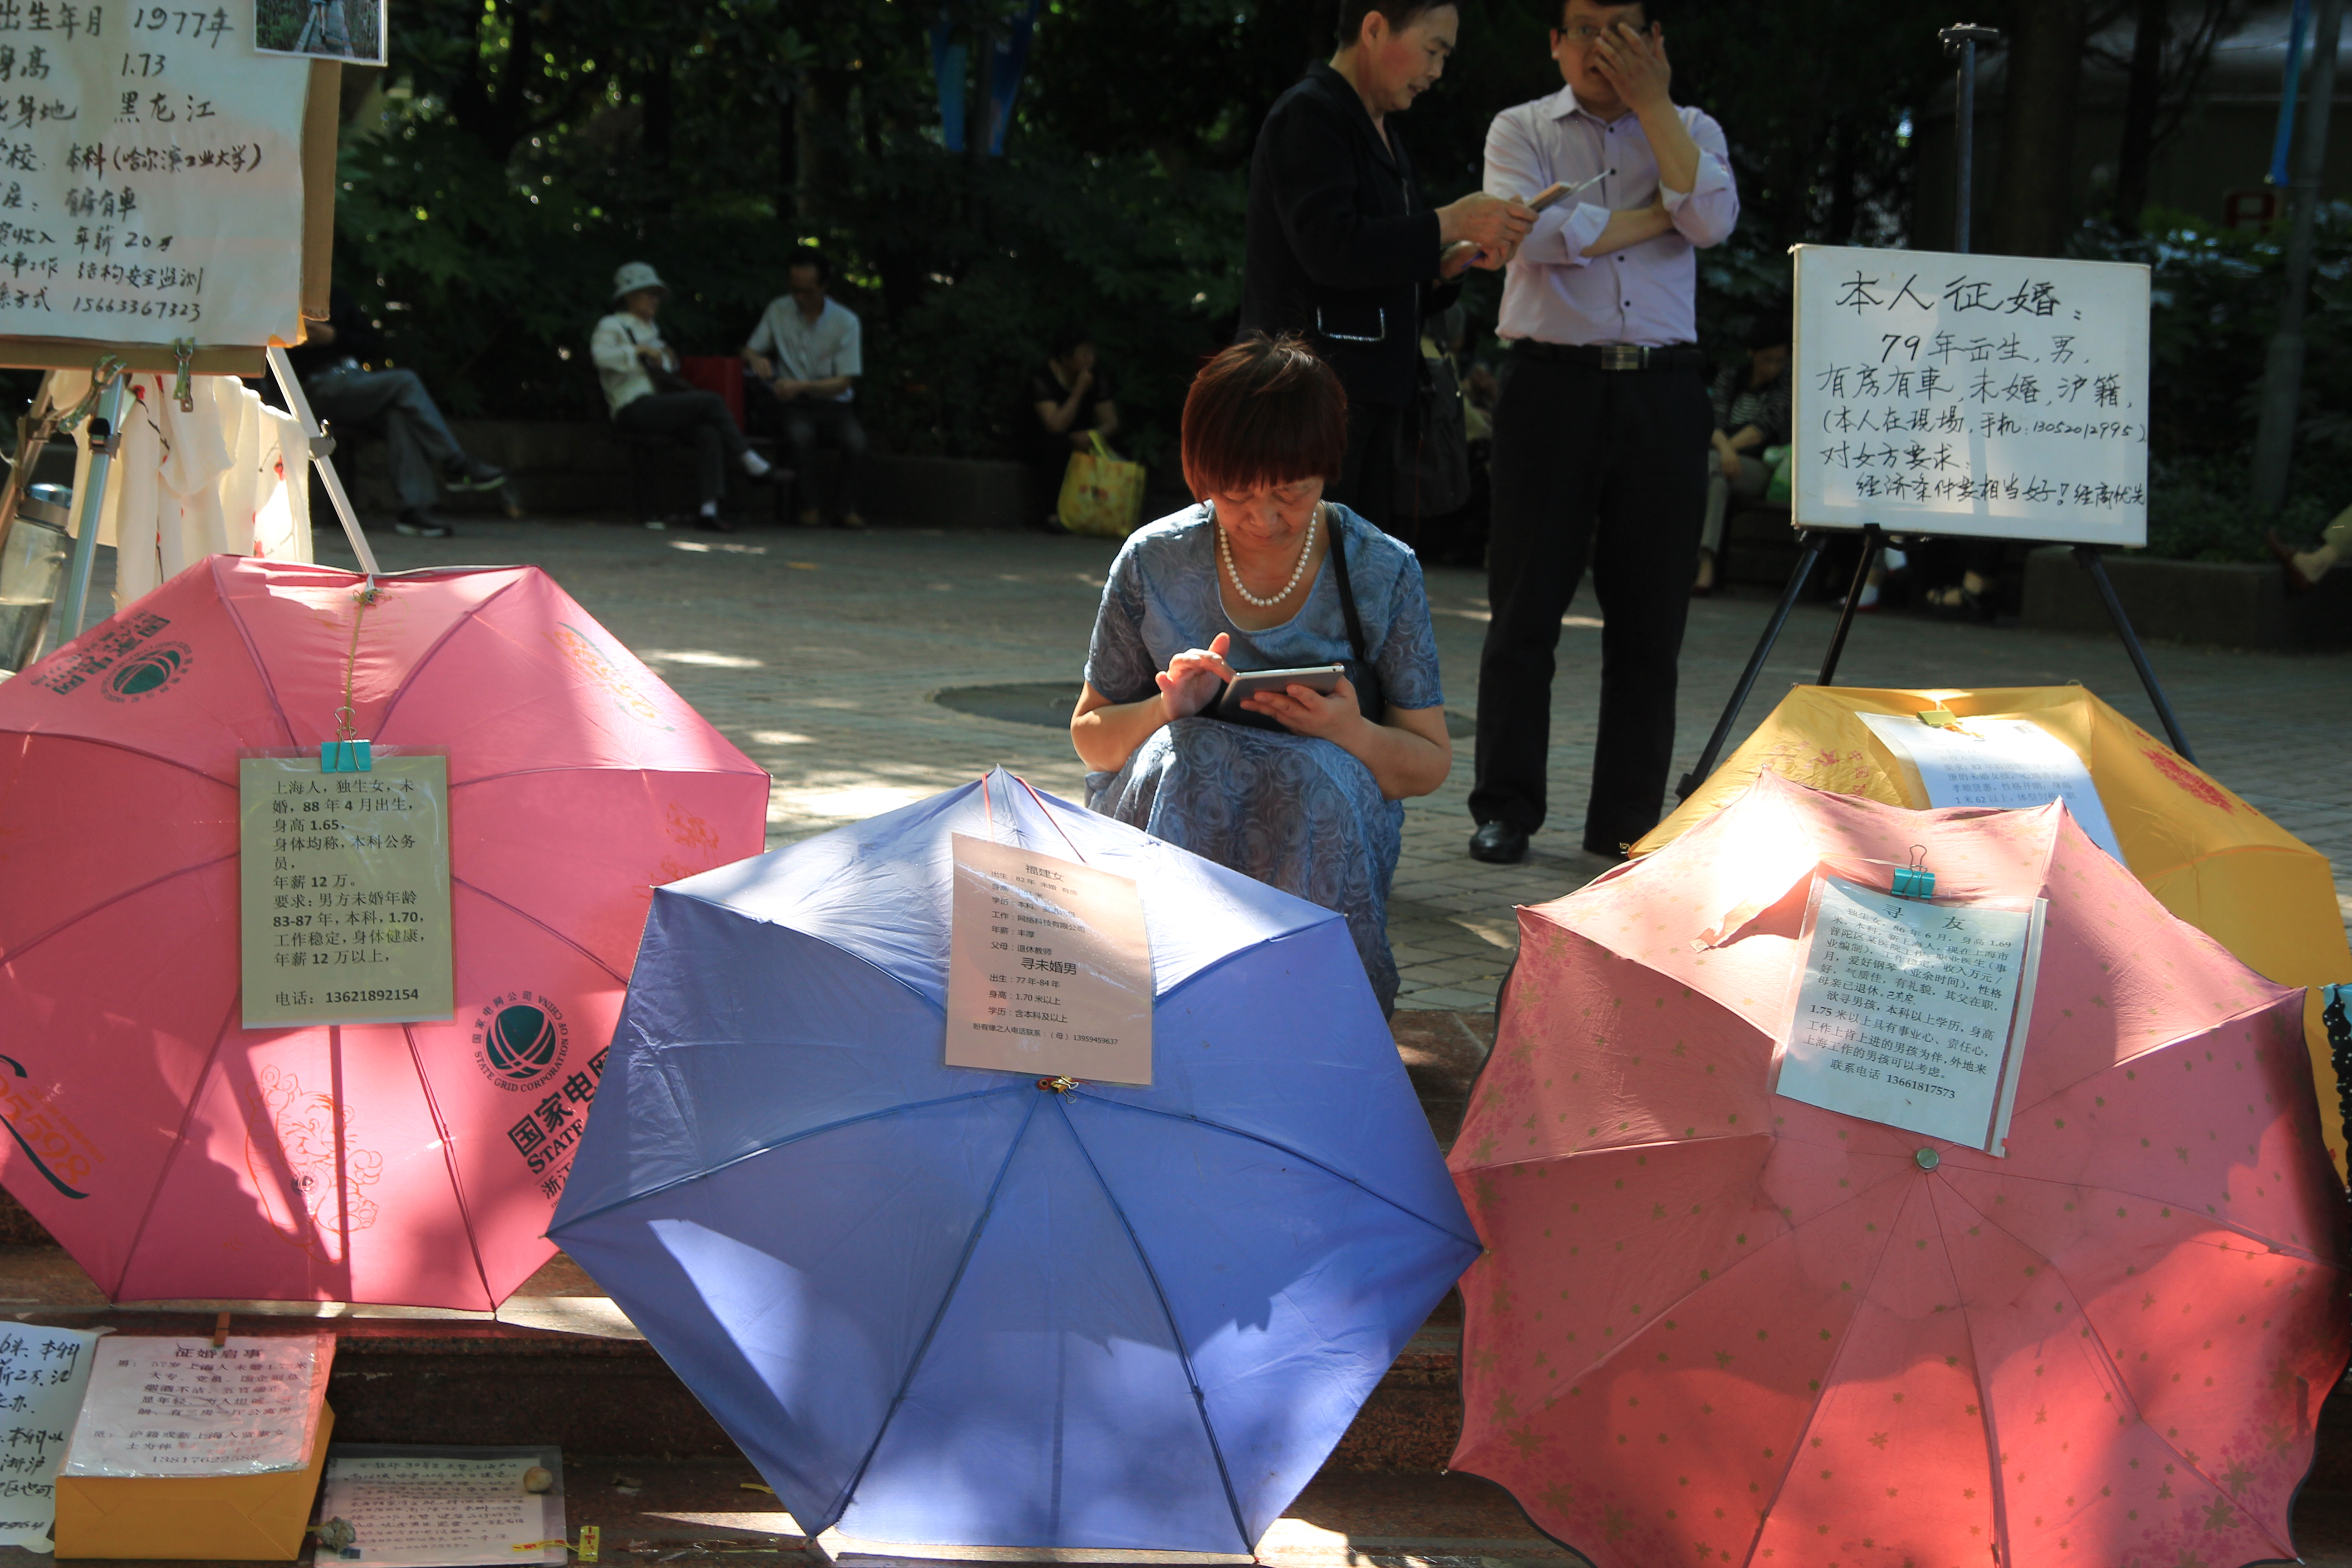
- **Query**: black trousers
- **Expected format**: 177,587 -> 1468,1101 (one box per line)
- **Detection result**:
615,391 -> 746,507
1471,357 -> 1711,852
1330,400 -> 1400,533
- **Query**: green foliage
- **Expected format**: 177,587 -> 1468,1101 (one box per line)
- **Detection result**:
256,0 -> 382,59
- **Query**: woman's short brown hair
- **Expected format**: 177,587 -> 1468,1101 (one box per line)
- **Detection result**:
1181,334 -> 1349,502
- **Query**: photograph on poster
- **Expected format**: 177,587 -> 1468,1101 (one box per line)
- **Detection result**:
254,0 -> 387,65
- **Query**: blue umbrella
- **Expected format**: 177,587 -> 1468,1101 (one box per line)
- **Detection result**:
549,769 -> 1477,1556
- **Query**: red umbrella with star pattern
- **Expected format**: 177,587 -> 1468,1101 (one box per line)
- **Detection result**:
1448,771 -> 2348,1568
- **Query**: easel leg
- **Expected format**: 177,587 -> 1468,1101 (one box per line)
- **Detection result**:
1676,530 -> 1827,800
2072,544 -> 2195,763
1816,523 -> 1884,687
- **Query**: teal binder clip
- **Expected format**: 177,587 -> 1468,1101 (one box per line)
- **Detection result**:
320,738 -> 372,772
1891,844 -> 1935,897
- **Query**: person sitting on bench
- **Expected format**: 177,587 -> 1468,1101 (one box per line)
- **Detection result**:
593,261 -> 774,532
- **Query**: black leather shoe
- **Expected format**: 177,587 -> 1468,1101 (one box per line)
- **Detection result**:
1469,821 -> 1530,864
1582,834 -> 1631,862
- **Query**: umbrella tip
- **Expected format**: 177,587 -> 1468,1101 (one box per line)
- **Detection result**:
1914,1147 -> 1941,1171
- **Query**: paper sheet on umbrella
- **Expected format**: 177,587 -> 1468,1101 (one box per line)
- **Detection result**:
946,834 -> 1152,1085
0,1325 -> 102,1551
1855,712 -> 2126,864
1774,875 -> 2047,1154
236,754 -> 454,1028
316,1446 -> 565,1567
60,1334 -> 332,1478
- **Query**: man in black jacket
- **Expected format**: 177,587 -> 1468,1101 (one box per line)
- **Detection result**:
1241,0 -> 1534,531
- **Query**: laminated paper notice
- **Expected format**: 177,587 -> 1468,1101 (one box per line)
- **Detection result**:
62,1334 -> 332,1479
1856,712 -> 2127,864
317,1449 -> 565,1568
1774,876 -> 2046,1155
946,833 -> 1152,1085
0,1324 -> 100,1551
238,755 -> 453,1028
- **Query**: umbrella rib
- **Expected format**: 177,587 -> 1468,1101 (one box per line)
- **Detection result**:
402,1023 -> 500,1313
548,1085 -> 1030,1233
0,850 -> 236,970
111,984 -> 245,1300
1924,1179 -> 2015,1564
447,876 -> 628,986
1937,1179 -> 2299,1553
214,557 -> 300,747
1743,1177 -> 1919,1563
1070,1093 -> 1481,1250
1052,1095 -> 1254,1556
367,573 -> 528,737
824,1090 -> 1044,1531
448,762 -> 766,792
1956,1164 -> 2339,1269
0,731 -> 242,792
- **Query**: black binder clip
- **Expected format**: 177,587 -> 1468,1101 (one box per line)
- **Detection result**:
1892,844 -> 1935,897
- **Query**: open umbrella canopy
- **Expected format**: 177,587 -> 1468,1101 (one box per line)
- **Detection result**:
1453,771 -> 2347,1568
1634,683 -> 2352,1177
550,769 -> 1478,1557
0,556 -> 768,1308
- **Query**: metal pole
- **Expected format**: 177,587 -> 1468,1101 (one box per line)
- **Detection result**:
1940,25 -> 2002,254
54,372 -> 127,649
1676,532 -> 1827,800
266,344 -> 381,578
2252,0 -> 2345,514
2072,545 -> 2195,762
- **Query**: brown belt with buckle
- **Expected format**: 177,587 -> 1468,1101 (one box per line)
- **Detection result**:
1510,340 -> 1705,372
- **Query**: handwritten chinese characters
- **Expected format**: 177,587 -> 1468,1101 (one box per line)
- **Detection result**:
0,1325 -> 98,1549
317,1449 -> 566,1568
1793,244 -> 2150,547
238,755 -> 453,1029
0,1 -> 305,345
946,833 -> 1153,1086
1775,875 -> 2044,1154
61,1334 -> 330,1479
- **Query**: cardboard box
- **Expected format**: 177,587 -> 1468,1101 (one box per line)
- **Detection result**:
53,1404 -> 334,1561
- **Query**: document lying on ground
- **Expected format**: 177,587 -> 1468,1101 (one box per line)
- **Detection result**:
318,1446 -> 566,1567
1774,876 -> 2046,1155
1857,712 -> 2127,864
0,1325 -> 102,1551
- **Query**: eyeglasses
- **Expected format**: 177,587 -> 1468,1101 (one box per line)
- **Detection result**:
1556,24 -> 1628,46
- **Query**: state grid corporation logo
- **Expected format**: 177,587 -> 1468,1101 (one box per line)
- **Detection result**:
470,990 -> 569,1093
100,641 -> 192,702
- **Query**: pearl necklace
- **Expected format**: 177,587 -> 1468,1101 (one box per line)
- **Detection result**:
1218,504 -> 1318,608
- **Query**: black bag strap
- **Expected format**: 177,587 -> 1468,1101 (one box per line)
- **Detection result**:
1325,511 -> 1383,720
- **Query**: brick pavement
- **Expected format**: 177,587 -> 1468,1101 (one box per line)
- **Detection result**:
307,515 -> 2350,1015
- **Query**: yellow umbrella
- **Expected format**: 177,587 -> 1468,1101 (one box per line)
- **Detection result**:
1636,684 -> 2352,1177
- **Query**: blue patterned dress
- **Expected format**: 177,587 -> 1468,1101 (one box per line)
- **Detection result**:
1083,502 -> 1446,1012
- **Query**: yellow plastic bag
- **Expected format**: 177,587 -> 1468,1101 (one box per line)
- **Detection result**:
1058,433 -> 1145,539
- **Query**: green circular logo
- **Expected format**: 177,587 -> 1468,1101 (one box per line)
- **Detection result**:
486,1004 -> 561,1083
102,643 -> 190,702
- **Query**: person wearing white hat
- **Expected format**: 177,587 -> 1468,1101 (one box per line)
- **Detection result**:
591,261 -> 774,530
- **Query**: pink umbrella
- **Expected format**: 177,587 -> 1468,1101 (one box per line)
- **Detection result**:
1450,772 -> 2348,1568
0,557 -> 768,1309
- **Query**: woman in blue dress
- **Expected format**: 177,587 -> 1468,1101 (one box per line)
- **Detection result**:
1072,335 -> 1451,1012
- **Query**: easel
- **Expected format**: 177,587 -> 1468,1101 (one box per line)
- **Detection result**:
0,58 -> 376,666
1675,21 -> 2194,802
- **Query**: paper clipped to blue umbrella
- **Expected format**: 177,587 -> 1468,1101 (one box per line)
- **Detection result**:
944,833 -> 1153,1085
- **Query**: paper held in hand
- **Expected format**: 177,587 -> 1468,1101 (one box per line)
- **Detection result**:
1855,712 -> 2127,865
946,833 -> 1152,1085
1773,875 -> 2047,1155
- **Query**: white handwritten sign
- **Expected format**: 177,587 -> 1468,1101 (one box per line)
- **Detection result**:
1774,876 -> 2045,1154
318,1450 -> 565,1568
1793,244 -> 2149,546
1855,712 -> 2127,865
0,1324 -> 99,1552
0,7 -> 310,348
945,834 -> 1152,1085
61,1333 -> 330,1477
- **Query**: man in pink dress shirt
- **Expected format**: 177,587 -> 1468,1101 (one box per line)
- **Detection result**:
1465,0 -> 1738,867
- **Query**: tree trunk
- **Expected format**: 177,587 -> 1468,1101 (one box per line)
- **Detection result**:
1827,115 -> 1860,243
641,56 -> 675,208
779,86 -> 799,234
2113,0 -> 2169,230
1989,0 -> 2088,256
